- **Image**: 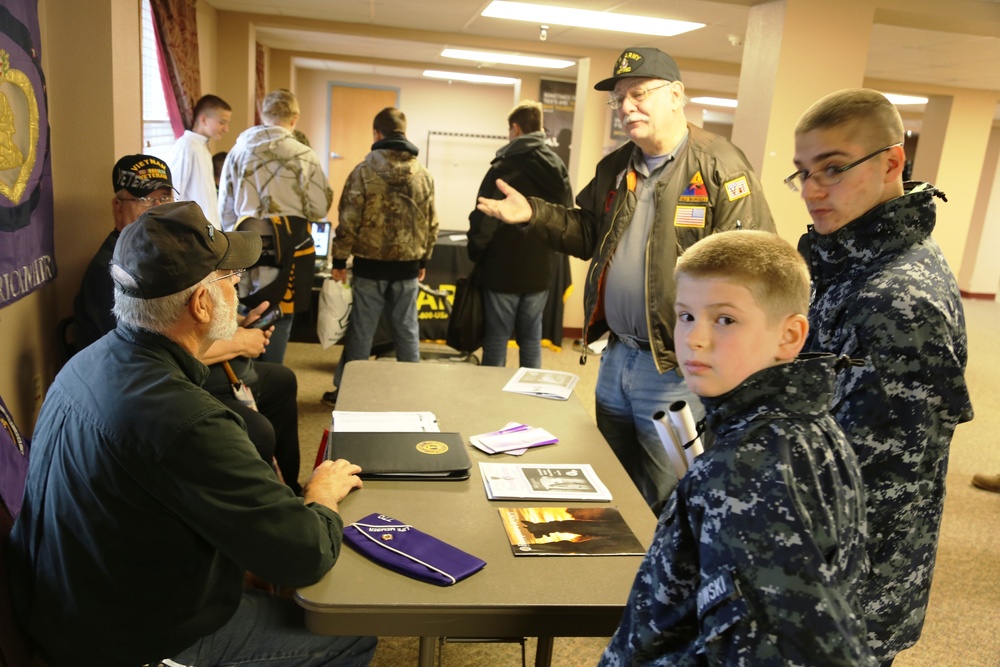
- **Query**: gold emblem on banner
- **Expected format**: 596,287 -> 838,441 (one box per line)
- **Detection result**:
416,440 -> 449,455
0,49 -> 39,204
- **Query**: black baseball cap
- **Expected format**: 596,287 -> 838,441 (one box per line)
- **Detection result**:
112,201 -> 262,299
112,154 -> 175,197
594,47 -> 683,91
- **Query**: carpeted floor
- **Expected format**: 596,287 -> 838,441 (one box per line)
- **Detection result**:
285,297 -> 1000,666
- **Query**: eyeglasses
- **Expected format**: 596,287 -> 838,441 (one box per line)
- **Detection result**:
784,143 -> 903,192
206,269 -> 245,285
607,83 -> 670,110
116,194 -> 175,208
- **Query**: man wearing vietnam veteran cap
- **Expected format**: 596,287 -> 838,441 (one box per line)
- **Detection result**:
9,202 -> 376,666
478,47 -> 775,512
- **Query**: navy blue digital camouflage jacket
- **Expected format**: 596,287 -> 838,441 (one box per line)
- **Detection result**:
804,182 -> 973,660
600,355 -> 876,666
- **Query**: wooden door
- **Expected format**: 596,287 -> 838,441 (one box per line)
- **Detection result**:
328,86 -> 399,228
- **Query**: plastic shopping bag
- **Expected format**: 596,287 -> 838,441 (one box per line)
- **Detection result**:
317,277 -> 352,349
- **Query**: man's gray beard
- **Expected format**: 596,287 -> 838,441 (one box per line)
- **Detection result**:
207,282 -> 239,341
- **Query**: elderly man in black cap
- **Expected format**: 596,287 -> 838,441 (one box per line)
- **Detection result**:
478,47 -> 775,512
74,154 -> 306,493
9,202 -> 376,667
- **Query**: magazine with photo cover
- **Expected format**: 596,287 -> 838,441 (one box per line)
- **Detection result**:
479,462 -> 612,501
497,507 -> 646,556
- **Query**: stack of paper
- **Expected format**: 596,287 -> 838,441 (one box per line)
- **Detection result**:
331,411 -> 440,433
479,462 -> 612,502
470,422 -> 558,456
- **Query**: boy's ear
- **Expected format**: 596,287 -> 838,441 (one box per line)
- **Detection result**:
776,313 -> 809,361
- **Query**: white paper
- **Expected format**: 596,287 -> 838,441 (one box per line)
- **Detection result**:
478,462 -> 612,501
331,411 -> 441,433
501,368 -> 580,401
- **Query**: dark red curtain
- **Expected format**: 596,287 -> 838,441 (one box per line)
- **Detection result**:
150,0 -> 201,137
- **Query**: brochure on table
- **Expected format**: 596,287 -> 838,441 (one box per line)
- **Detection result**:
479,462 -> 612,502
501,368 -> 580,401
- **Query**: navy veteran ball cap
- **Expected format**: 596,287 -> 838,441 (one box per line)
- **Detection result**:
112,201 -> 262,299
594,47 -> 683,91
112,154 -> 175,197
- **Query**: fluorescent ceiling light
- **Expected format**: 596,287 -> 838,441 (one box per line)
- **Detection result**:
691,96 -> 738,108
423,70 -> 520,85
441,48 -> 574,69
481,1 -> 704,37
882,93 -> 928,105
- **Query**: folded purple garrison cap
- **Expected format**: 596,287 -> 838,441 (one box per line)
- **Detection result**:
344,513 -> 486,586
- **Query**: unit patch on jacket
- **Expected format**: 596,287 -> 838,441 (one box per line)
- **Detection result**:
724,176 -> 751,201
679,171 -> 709,203
674,206 -> 706,227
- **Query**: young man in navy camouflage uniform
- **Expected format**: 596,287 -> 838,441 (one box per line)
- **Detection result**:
790,88 -> 974,666
601,231 -> 875,666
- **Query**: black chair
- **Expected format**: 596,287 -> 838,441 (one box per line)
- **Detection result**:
55,317 -> 76,371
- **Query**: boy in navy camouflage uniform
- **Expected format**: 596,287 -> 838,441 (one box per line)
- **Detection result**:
790,89 -> 973,665
601,231 -> 875,666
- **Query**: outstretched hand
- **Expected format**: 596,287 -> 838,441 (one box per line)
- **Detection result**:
476,178 -> 532,224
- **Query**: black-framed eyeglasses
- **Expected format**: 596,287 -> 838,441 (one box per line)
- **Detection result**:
116,194 -> 175,208
784,143 -> 903,192
607,83 -> 670,110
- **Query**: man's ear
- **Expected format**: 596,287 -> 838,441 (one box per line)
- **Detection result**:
188,285 -> 212,326
776,313 -> 809,361
884,143 -> 906,183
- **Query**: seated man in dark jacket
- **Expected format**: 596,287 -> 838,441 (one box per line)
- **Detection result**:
10,202 -> 375,666
468,101 -> 573,368
74,154 -> 303,493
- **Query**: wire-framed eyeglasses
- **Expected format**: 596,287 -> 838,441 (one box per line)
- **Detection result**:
206,269 -> 245,285
784,143 -> 903,191
116,194 -> 175,208
607,83 -> 670,110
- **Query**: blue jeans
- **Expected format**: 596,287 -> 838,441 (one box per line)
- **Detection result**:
260,315 -> 294,365
334,276 -> 419,387
595,335 -> 704,513
170,590 -> 376,666
481,289 -> 548,368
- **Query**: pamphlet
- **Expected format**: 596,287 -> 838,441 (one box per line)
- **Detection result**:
470,422 -> 558,456
497,506 -> 645,556
479,462 -> 612,502
501,368 -> 580,401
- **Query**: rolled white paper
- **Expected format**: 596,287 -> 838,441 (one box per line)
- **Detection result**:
668,400 -> 704,465
652,410 -> 689,479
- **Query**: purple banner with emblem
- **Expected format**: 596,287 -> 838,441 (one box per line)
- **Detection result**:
0,0 -> 54,309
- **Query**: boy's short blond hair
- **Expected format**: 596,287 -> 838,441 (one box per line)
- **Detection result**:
675,231 -> 810,324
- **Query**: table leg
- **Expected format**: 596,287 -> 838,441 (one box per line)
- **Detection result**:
418,637 -> 437,667
534,637 -> 554,667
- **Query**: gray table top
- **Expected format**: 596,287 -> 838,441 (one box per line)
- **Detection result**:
296,360 -> 657,638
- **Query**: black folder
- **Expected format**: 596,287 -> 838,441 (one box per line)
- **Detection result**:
325,432 -> 472,481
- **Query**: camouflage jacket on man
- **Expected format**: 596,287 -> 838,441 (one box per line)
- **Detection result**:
330,135 -> 439,280
600,355 -> 876,667
804,182 -> 973,660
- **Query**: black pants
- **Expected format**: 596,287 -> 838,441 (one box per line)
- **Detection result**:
206,360 -> 302,495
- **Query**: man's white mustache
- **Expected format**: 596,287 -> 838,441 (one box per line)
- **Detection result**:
622,113 -> 649,124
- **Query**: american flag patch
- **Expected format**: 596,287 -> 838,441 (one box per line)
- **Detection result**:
725,176 -> 750,201
674,206 -> 706,227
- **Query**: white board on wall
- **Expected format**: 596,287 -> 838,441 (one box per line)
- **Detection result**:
424,131 -> 507,232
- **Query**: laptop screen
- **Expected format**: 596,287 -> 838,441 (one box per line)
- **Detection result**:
310,221 -> 332,258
